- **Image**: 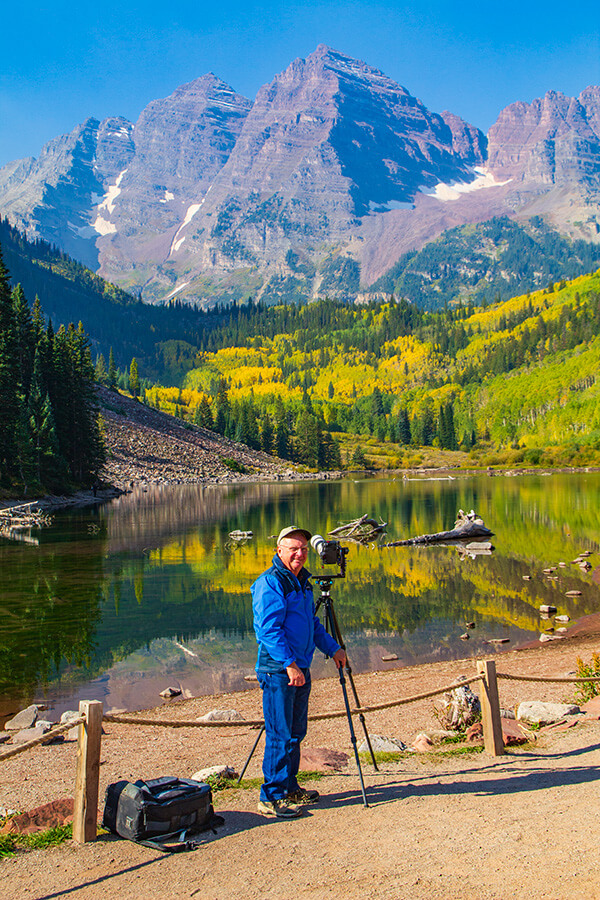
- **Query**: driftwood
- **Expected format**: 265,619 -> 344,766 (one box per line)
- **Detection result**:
0,503 -> 53,543
385,509 -> 493,547
328,513 -> 387,544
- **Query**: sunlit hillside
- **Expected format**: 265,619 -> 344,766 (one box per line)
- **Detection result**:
144,270 -> 600,469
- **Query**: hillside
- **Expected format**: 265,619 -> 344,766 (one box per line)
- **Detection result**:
97,386 -> 293,489
371,216 -> 600,310
144,269 -> 600,470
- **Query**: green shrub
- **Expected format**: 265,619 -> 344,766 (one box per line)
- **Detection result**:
574,653 -> 600,704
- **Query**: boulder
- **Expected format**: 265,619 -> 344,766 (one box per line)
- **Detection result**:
0,799 -> 74,835
61,710 -> 83,740
9,724 -> 53,744
358,734 -> 406,753
299,747 -> 349,771
160,686 -> 182,699
517,701 -> 580,725
191,765 -> 238,782
4,704 -> 39,732
196,709 -> 245,723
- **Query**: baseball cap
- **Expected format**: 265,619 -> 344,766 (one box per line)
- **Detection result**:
277,525 -> 312,544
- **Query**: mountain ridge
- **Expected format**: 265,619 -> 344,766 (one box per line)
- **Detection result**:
1,45 -> 599,307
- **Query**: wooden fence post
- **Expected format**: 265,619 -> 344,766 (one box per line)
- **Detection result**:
477,659 -> 504,756
73,700 -> 103,843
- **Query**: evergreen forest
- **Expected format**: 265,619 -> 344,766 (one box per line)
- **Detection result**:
0,249 -> 104,494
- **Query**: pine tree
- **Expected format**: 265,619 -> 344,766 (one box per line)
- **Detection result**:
129,357 -> 140,398
260,413 -> 274,454
194,395 -> 213,430
0,249 -> 19,481
95,353 -> 107,385
108,347 -> 117,389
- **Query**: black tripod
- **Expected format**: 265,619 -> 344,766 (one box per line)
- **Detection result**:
237,575 -> 377,808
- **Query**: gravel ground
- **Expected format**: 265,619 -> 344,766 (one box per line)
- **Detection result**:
2,627 -> 600,900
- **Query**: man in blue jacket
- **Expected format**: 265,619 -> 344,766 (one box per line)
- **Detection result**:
252,525 -> 346,818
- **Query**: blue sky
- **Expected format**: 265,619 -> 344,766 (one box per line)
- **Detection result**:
1,0 -> 599,167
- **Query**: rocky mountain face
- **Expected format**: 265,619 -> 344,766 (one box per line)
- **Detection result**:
1,46 -> 599,307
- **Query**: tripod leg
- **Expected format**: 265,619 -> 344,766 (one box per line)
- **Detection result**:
327,602 -> 379,771
344,666 -> 379,771
337,662 -> 369,808
237,725 -> 265,785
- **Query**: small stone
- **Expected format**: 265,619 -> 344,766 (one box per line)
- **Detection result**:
517,701 -> 580,725
555,614 -> 570,622
191,765 -> 238,782
522,574 -> 532,580
299,747 -> 349,771
381,653 -> 399,661
465,622 -> 476,629
539,633 -> 555,642
460,633 -> 470,640
556,627 -> 568,634
0,799 -> 74,835
539,605 -> 558,615
484,638 -> 510,644
501,719 -> 529,746
244,674 -> 258,682
565,590 -> 582,597
581,696 -> 600,719
358,734 -> 406,753
4,705 -> 39,732
160,686 -> 182,699
465,723 -> 483,742
411,734 -> 434,752
196,709 -> 245,723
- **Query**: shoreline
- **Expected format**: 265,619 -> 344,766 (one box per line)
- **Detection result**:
2,463 -> 600,514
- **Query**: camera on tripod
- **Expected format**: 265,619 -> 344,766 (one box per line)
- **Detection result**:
310,534 -> 348,576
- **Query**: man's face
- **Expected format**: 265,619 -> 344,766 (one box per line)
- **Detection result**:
277,534 -> 309,576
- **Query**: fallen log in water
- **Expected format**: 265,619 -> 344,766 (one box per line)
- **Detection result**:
328,513 -> 387,544
385,509 -> 493,547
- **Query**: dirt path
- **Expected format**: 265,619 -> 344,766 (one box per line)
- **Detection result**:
3,632 -> 600,900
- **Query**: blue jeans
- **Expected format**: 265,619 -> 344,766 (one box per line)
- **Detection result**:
258,669 -> 311,802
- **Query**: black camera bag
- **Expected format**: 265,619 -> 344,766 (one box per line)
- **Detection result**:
103,776 -> 223,852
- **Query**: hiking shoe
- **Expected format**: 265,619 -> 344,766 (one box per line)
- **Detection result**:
287,787 -> 320,804
257,798 -> 302,818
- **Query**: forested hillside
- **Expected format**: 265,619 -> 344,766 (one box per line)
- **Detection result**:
371,217 -> 600,309
0,218 -> 225,380
144,270 -> 600,469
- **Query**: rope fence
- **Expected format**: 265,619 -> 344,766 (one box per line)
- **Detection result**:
0,715 -> 86,763
2,663 -> 600,843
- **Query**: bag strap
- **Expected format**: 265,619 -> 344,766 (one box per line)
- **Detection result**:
134,813 -> 225,853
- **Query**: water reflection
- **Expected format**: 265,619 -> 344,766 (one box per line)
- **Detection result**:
1,474 -> 599,719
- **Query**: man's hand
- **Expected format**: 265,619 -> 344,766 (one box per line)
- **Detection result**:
333,648 -> 347,669
286,662 -> 306,686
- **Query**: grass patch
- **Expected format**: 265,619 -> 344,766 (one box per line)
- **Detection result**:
0,823 -> 73,858
206,770 -> 325,794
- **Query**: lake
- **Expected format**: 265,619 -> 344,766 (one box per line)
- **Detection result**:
1,472 -> 599,723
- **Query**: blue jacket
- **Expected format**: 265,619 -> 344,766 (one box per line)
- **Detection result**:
252,554 -> 341,672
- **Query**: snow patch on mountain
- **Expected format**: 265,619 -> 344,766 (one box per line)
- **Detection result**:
97,169 -> 128,214
422,167 -> 511,202
170,202 -> 203,255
